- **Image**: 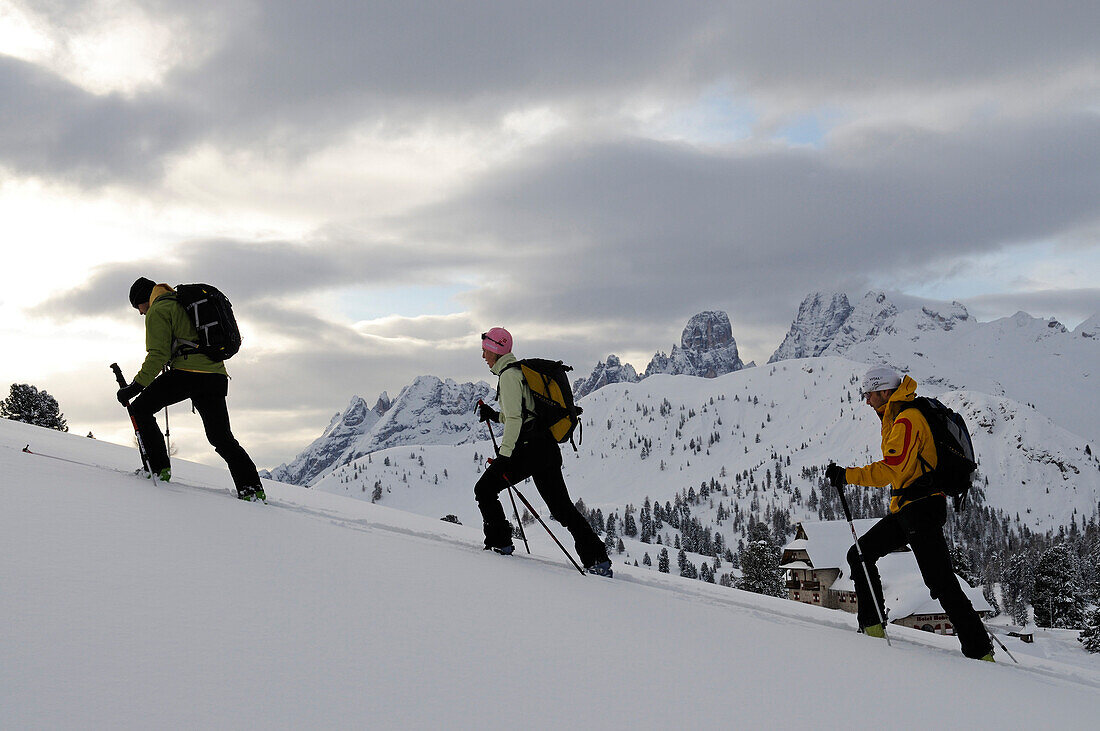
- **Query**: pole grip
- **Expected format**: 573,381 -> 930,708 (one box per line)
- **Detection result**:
110,363 -> 127,388
833,475 -> 855,522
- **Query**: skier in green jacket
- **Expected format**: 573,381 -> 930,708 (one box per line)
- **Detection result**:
116,277 -> 265,502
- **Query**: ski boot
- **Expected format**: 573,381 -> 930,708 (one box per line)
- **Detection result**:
862,623 -> 886,639
134,467 -> 171,482
237,485 -> 267,503
484,544 -> 515,556
587,560 -> 613,578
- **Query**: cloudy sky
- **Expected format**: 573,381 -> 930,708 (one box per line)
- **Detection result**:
3,1 -> 1099,469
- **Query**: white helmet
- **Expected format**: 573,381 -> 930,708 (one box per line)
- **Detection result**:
860,365 -> 901,396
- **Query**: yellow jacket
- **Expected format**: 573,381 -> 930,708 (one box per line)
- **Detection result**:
844,376 -> 940,513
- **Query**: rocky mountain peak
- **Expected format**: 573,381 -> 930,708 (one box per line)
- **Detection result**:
645,311 -> 745,379
769,291 -> 977,363
573,355 -> 641,400
680,311 -> 734,352
768,292 -> 853,363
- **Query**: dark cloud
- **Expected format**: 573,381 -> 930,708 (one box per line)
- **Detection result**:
6,2 -> 1100,183
165,1 -> 1100,119
406,114 -> 1100,337
0,56 -> 197,183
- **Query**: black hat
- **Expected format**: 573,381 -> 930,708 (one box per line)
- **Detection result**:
129,277 -> 155,309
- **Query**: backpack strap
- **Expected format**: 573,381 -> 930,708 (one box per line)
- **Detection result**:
498,361 -> 540,432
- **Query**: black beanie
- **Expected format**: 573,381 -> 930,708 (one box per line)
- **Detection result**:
129,277 -> 156,309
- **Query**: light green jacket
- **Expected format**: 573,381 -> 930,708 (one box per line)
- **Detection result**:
134,285 -> 229,386
491,353 -> 536,457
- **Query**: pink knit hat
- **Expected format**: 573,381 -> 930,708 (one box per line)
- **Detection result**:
481,327 -> 513,355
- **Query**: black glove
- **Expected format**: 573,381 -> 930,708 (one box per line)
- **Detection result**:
116,381 -> 144,405
488,454 -> 512,473
478,402 -> 500,423
825,463 -> 847,488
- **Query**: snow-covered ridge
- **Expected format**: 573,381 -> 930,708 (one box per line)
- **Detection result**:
770,291 -> 1100,443
265,375 -> 493,486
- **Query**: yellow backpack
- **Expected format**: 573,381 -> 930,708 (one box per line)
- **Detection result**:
503,359 -> 584,449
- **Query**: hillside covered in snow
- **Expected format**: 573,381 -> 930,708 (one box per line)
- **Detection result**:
3,418 -> 1099,728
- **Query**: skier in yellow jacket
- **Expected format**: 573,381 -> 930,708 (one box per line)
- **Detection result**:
826,365 -> 993,660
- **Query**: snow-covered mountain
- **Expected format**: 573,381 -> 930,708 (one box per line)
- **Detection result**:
265,376 -> 493,486
573,310 -> 746,400
768,291 -> 855,362
645,310 -> 746,378
316,357 -> 1100,540
276,311 -> 750,487
275,293 -> 1100,565
572,354 -> 640,400
770,291 -> 1100,443
5,418 -> 1098,727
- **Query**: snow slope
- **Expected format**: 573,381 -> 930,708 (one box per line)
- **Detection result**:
4,419 -> 1098,729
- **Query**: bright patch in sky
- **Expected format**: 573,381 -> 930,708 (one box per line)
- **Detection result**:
0,0 -> 188,95
340,285 -> 471,322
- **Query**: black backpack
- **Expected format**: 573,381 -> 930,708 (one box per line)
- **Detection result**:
906,396 -> 978,509
171,283 -> 242,362
502,358 -> 584,449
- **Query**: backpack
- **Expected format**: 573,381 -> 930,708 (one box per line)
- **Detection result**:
171,283 -> 242,362
906,396 -> 978,509
502,358 -> 584,449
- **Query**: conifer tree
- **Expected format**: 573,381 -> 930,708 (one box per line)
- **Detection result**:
736,523 -> 785,597
1078,607 -> 1100,653
1032,543 -> 1086,628
658,548 -> 670,574
623,511 -> 638,538
1,383 -> 68,432
1002,552 -> 1035,625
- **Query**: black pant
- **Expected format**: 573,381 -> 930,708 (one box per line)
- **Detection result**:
130,370 -> 260,492
846,496 -> 991,658
474,436 -> 608,568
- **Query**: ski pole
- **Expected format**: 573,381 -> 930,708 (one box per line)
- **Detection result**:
835,481 -> 891,645
478,400 -> 530,554
983,623 -> 1019,664
508,483 -> 586,576
110,363 -> 157,484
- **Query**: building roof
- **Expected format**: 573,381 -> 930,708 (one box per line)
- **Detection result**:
779,560 -> 813,570
785,519 -> 879,571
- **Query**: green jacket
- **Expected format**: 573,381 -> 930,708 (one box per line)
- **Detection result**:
491,353 -> 536,457
133,285 -> 228,386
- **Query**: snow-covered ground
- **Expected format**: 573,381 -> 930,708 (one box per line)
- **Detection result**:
3,418 -> 1099,729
